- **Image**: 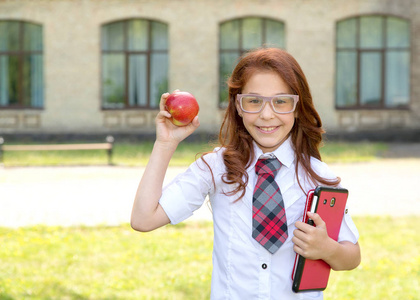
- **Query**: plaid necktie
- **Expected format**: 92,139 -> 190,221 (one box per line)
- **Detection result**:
252,157 -> 288,254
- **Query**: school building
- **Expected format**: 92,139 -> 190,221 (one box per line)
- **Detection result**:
1,0 -> 419,141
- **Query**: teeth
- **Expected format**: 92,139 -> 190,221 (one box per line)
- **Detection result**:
260,127 -> 276,132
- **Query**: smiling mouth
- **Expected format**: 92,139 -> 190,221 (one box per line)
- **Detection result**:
257,126 -> 279,133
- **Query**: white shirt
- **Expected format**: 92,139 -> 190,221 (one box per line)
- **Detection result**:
159,137 -> 359,300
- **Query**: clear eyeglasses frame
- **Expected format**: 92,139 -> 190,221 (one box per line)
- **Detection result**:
236,94 -> 299,114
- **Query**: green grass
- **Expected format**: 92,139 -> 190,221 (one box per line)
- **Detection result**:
1,141 -> 388,167
0,222 -> 213,300
326,216 -> 419,300
320,142 -> 388,164
0,216 -> 418,300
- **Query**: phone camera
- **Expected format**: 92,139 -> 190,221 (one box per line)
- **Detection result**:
330,197 -> 336,207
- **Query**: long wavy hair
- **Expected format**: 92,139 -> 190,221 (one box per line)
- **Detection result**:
204,48 -> 340,199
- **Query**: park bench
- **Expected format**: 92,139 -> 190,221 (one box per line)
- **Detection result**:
0,136 -> 115,165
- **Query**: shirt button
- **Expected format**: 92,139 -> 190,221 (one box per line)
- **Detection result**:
262,263 -> 268,269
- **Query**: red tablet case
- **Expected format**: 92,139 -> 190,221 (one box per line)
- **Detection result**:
291,186 -> 348,293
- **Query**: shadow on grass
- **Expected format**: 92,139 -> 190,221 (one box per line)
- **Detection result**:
0,294 -> 15,300
0,285 -> 91,300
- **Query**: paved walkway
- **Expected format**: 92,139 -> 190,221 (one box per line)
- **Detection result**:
1,158 -> 419,228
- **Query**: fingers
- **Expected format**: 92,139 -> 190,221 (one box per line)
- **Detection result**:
292,228 -> 314,259
293,243 -> 305,257
307,212 -> 326,229
179,115 -> 200,137
293,213 -> 330,260
159,89 -> 180,112
190,115 -> 200,128
158,90 -> 180,123
294,220 -> 313,232
156,110 -> 172,123
159,92 -> 170,111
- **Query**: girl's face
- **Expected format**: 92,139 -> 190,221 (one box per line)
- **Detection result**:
237,70 -> 296,153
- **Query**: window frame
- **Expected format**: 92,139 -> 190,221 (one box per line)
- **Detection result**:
100,18 -> 169,110
218,16 -> 286,108
0,20 -> 44,110
335,14 -> 411,110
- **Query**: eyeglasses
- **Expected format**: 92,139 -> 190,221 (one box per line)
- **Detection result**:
236,94 -> 299,114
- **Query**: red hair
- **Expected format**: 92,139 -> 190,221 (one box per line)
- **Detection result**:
204,48 -> 339,199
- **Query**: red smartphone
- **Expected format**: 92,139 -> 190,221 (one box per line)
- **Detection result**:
291,186 -> 348,293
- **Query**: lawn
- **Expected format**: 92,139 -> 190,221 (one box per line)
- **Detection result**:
0,216 -> 418,300
0,140 -> 388,167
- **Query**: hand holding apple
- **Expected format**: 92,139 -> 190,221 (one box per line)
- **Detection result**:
164,91 -> 199,126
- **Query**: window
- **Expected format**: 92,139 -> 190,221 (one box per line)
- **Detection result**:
101,19 -> 168,109
219,17 -> 285,106
336,16 -> 410,109
0,21 -> 43,108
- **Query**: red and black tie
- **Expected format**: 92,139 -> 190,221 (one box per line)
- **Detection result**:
252,157 -> 288,254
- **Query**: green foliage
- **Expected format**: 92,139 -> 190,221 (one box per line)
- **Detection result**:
0,217 -> 418,299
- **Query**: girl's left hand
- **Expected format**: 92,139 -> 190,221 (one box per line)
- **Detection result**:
292,212 -> 334,261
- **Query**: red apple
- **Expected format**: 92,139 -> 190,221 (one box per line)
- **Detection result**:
165,91 -> 199,126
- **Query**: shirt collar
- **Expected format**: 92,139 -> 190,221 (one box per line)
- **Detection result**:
250,136 -> 295,170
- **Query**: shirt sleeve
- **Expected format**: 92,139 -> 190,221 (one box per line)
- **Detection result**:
337,208 -> 359,244
159,153 -> 217,225
308,158 -> 360,244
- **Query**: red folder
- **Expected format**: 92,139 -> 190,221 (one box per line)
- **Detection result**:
291,186 -> 348,293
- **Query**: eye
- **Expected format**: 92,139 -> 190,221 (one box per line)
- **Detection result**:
274,96 -> 293,105
243,96 -> 262,104
274,98 -> 287,105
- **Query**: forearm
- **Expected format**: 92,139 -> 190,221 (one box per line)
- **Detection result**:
131,91 -> 200,232
322,240 -> 361,271
131,141 -> 178,231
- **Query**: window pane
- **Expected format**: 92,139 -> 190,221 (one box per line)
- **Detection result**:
337,18 -> 357,48
220,20 -> 240,50
128,20 -> 148,51
385,51 -> 410,107
265,19 -> 285,48
336,51 -> 357,107
360,16 -> 383,49
22,54 -> 43,107
128,54 -> 147,106
0,22 -> 6,51
23,23 -> 42,51
150,53 -> 168,108
102,54 -> 125,107
242,18 -> 262,50
102,22 -> 125,51
0,56 -> 6,105
151,22 -> 168,50
219,52 -> 239,105
0,56 -> 10,105
0,21 -> 20,51
360,52 -> 382,106
387,17 -> 410,48
0,55 -> 19,105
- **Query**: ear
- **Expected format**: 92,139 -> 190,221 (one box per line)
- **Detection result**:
235,98 -> 242,117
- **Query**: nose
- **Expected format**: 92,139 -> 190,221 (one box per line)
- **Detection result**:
259,101 -> 275,119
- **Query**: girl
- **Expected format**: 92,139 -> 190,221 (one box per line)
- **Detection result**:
131,48 -> 361,299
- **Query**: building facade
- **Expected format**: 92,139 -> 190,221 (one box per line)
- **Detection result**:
1,0 -> 419,140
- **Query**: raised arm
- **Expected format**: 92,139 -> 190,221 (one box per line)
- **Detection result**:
131,92 -> 200,232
